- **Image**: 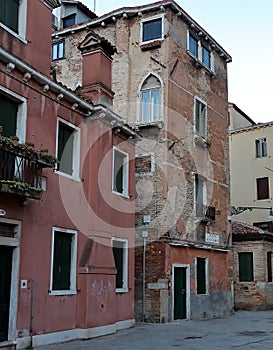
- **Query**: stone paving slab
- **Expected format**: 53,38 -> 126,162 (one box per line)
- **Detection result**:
35,311 -> 273,350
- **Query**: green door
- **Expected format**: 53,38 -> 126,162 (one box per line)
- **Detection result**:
0,246 -> 13,342
174,267 -> 187,320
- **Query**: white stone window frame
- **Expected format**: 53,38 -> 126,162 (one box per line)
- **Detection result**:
135,152 -> 155,176
187,30 -> 214,72
193,96 -> 208,141
195,257 -> 209,295
0,0 -> 28,43
49,227 -> 78,296
52,40 -> 65,61
0,218 -> 21,342
112,237 -> 129,293
139,14 -> 165,45
255,137 -> 267,158
136,72 -> 164,124
0,85 -> 27,142
55,117 -> 81,181
112,146 -> 129,198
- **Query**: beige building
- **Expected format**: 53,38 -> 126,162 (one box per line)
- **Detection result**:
229,104 -> 273,231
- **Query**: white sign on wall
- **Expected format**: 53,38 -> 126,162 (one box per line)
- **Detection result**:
205,233 -> 220,245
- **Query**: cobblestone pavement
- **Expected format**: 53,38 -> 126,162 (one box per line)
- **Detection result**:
36,311 -> 273,350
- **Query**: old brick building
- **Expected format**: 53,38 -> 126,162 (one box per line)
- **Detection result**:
232,221 -> 273,310
52,0 -> 233,321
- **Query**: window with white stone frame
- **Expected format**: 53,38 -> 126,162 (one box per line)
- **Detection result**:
112,238 -> 128,293
139,75 -> 162,124
0,0 -> 27,41
188,31 -> 213,70
140,15 -> 164,43
112,147 -> 129,197
194,97 -> 207,140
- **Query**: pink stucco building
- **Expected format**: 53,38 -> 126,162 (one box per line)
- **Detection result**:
0,1 -> 138,349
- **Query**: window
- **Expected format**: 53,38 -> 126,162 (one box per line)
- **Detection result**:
256,177 -> 269,200
0,0 -> 27,39
188,32 -> 212,70
112,147 -> 129,197
267,252 -> 272,282
196,257 -> 207,294
52,41 -> 65,61
239,252 -> 253,282
194,97 -> 207,139
142,17 -> 163,42
56,120 -> 80,178
0,0 -> 19,33
195,174 -> 207,217
189,34 -> 198,57
112,239 -> 128,292
256,138 -> 267,158
253,221 -> 273,232
63,14 -> 76,28
139,75 -> 161,123
50,228 -> 77,294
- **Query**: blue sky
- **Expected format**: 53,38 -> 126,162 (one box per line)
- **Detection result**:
80,0 -> 273,123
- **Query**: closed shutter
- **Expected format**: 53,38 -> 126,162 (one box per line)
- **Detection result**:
197,257 -> 206,294
239,252 -> 253,282
257,177 -> 269,200
113,245 -> 123,289
52,232 -> 72,290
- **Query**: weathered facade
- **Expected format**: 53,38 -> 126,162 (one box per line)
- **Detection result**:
232,221 -> 273,310
53,0 -> 233,321
0,0 -> 138,349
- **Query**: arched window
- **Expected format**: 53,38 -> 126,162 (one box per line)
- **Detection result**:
140,75 -> 161,123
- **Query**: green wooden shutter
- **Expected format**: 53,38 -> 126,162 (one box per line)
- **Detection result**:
113,245 -> 123,289
57,123 -> 74,175
197,257 -> 206,294
0,95 -> 18,137
52,232 -> 72,290
239,252 -> 253,282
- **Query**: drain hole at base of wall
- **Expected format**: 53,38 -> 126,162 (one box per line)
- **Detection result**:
184,336 -> 203,340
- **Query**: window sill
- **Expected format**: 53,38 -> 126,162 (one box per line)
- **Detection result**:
49,289 -> 77,296
112,190 -> 130,199
55,170 -> 81,182
0,23 -> 27,44
194,135 -> 210,148
133,121 -> 163,129
140,39 -> 162,51
116,288 -> 128,293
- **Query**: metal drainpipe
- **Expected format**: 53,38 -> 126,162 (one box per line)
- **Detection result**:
29,279 -> 34,348
142,231 -> 149,322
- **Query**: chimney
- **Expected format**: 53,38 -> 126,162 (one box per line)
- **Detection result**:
79,31 -> 116,107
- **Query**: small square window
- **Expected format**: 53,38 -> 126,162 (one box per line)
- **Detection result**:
112,239 -> 128,292
142,18 -> 162,42
255,138 -> 267,158
50,228 -> 77,294
63,14 -> 76,28
56,120 -> 80,178
196,257 -> 207,294
256,177 -> 269,200
194,98 -> 207,139
239,252 -> 253,282
112,147 -> 129,197
52,40 -> 65,61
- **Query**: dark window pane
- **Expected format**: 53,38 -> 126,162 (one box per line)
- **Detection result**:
0,94 -> 18,137
52,41 -> 65,61
257,177 -> 269,200
0,0 -> 19,33
143,18 -> 162,42
113,244 -> 124,289
202,47 -> 210,68
197,257 -> 206,294
63,14 -> 76,28
53,232 -> 72,290
113,150 -> 124,194
57,123 -> 74,175
239,252 -> 253,282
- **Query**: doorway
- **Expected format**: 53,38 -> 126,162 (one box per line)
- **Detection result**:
0,246 -> 13,342
173,265 -> 190,320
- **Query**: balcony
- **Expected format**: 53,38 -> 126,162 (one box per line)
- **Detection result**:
0,135 -> 56,200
